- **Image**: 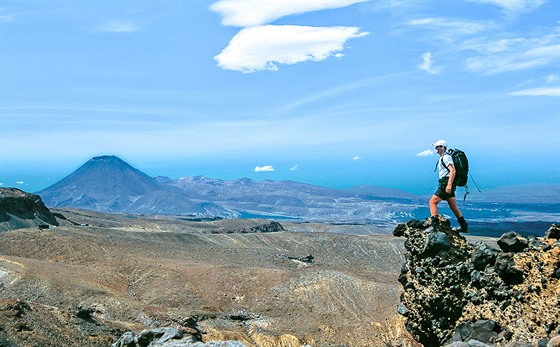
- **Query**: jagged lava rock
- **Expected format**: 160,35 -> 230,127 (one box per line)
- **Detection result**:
545,224 -> 560,240
112,327 -> 248,347
497,232 -> 528,253
393,217 -> 560,347
0,188 -> 59,231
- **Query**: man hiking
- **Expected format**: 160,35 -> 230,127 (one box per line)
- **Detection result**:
429,139 -> 468,233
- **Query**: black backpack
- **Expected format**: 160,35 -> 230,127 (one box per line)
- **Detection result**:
440,148 -> 469,187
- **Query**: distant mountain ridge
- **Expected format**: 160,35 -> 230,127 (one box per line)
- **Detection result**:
37,155 -> 423,223
38,156 -> 232,217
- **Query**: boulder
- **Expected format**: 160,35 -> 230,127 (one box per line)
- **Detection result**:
494,252 -> 524,285
548,336 -> 560,347
545,224 -> 560,240
471,242 -> 499,270
422,230 -> 451,256
497,232 -> 528,253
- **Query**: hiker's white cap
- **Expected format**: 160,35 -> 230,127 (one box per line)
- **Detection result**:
432,139 -> 447,147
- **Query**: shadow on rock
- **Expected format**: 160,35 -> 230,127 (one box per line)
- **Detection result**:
393,218 -> 560,347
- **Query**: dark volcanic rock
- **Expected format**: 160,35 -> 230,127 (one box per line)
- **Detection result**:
226,220 -> 284,234
394,217 -> 560,347
497,232 -> 528,253
0,298 -> 122,346
0,188 -> 59,231
494,252 -> 524,285
545,224 -> 560,240
471,241 -> 499,270
111,327 -> 247,347
451,320 -> 500,344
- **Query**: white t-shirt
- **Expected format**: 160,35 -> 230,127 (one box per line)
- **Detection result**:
437,154 -> 454,179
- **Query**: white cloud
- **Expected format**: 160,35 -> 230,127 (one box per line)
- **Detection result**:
97,20 -> 141,33
409,16 -> 558,76
468,0 -> 545,14
407,17 -> 490,38
214,25 -> 368,73
16,181 -> 24,184
418,52 -> 441,74
510,87 -> 560,97
210,0 -> 367,27
545,74 -> 559,83
0,15 -> 14,23
289,164 -> 299,171
352,155 -> 362,160
465,42 -> 560,75
255,165 -> 274,172
416,149 -> 435,157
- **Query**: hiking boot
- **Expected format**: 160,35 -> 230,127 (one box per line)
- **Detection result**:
428,215 -> 442,227
452,226 -> 468,233
453,219 -> 468,233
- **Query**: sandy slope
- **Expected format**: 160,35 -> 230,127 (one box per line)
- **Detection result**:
0,210 -> 407,346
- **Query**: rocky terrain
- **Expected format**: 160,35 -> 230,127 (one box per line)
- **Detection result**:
0,190 -> 408,346
394,217 -> 560,347
0,189 -> 58,232
2,188 -> 559,346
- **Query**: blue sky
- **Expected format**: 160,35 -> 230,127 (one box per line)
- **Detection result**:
0,0 -> 559,195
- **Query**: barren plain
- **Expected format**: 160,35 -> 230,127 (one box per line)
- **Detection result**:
0,208 -> 408,346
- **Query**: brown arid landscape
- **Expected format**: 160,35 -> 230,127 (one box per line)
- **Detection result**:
1,188 -> 559,347
0,205 -> 415,347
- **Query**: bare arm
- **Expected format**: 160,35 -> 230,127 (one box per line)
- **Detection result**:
446,163 -> 456,193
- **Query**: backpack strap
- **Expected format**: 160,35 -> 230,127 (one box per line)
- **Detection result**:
435,156 -> 450,173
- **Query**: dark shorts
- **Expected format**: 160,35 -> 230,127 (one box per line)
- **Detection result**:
434,177 -> 456,200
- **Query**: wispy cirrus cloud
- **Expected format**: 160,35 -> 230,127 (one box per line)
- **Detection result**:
418,51 -> 441,74
510,87 -> 560,97
215,25 -> 367,73
96,20 -> 141,33
0,13 -> 14,23
464,39 -> 559,75
468,0 -> 545,14
210,0 -> 367,27
407,13 -> 559,76
407,17 -> 490,41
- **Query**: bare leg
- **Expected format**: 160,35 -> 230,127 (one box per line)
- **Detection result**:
429,195 -> 442,216
446,197 -> 463,219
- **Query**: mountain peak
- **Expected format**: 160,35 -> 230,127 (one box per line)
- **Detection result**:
38,155 -> 161,210
87,155 -> 131,166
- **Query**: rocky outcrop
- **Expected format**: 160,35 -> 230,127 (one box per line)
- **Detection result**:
394,218 -> 560,347
111,327 -> 248,347
0,298 -> 123,346
213,220 -> 285,234
0,188 -> 59,231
